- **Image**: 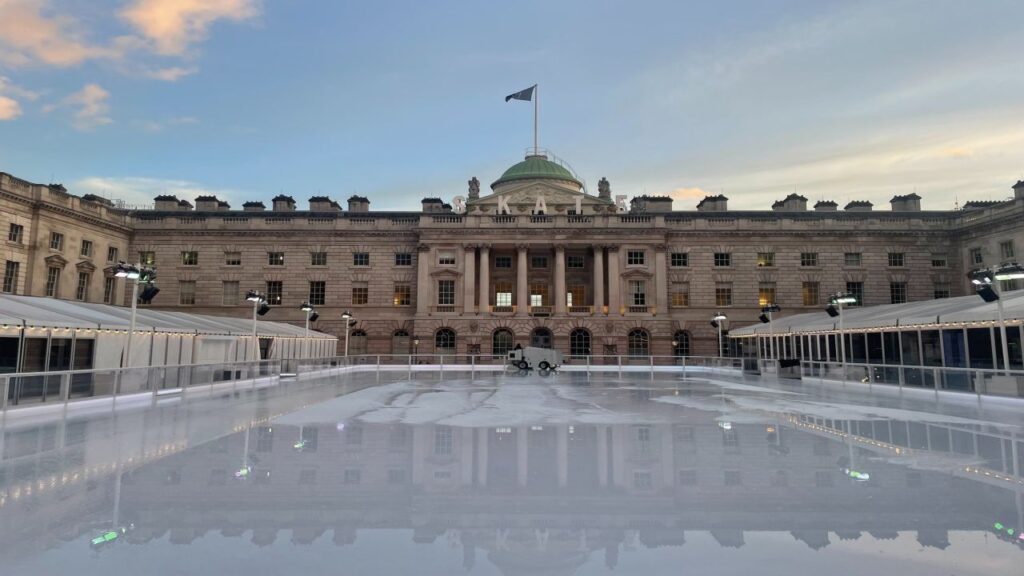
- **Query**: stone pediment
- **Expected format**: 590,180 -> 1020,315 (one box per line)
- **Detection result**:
467,181 -> 614,215
75,260 -> 97,273
44,254 -> 68,268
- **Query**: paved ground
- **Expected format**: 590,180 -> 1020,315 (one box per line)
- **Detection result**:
2,369 -> 1022,575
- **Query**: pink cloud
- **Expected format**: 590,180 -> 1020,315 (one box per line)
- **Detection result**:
0,0 -> 117,67
120,0 -> 260,56
0,94 -> 19,120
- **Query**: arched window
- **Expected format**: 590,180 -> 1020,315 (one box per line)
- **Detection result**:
435,328 -> 456,355
673,331 -> 691,357
627,329 -> 649,357
492,329 -> 514,357
392,330 -> 410,355
350,329 -> 368,356
569,329 -> 591,357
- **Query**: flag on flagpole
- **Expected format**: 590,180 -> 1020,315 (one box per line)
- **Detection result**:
505,85 -> 536,102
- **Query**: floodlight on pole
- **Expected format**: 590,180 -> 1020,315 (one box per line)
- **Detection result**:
115,262 -> 157,370
299,303 -> 315,358
342,311 -> 354,357
245,291 -> 269,360
967,268 -> 1011,372
827,293 -> 855,374
711,313 -> 727,357
760,304 -> 781,360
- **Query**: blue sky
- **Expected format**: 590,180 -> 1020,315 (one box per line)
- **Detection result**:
1,0 -> 1022,210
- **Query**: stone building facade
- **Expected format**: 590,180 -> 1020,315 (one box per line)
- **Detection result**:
3,156 -> 1023,357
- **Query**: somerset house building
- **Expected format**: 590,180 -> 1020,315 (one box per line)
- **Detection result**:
2,152 -> 1023,358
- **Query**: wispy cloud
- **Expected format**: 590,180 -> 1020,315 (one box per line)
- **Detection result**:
74,175 -> 240,207
144,65 -> 198,81
47,83 -> 113,130
0,0 -> 121,67
0,75 -> 39,120
119,0 -> 260,56
137,115 -> 199,132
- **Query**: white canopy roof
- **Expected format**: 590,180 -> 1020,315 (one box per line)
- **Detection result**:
730,290 -> 1024,338
0,294 -> 335,339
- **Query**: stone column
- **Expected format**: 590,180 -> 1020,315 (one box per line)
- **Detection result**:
416,244 -> 431,315
479,245 -> 490,314
593,246 -> 605,314
463,245 -> 476,315
554,245 -> 566,314
607,245 -> 621,315
654,245 -> 668,315
516,245 -> 529,316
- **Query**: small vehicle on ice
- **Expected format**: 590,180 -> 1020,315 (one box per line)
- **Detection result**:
507,346 -> 563,371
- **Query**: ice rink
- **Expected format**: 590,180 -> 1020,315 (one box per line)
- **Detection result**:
2,369 -> 1023,575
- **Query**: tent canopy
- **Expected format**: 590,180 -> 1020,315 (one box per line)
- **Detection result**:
0,294 -> 333,339
730,290 -> 1024,338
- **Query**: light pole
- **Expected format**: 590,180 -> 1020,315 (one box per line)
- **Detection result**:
710,313 -> 727,357
972,264 -> 1024,372
413,336 -> 420,357
114,262 -> 157,368
246,291 -> 269,360
759,304 -> 781,361
342,310 -> 354,357
299,303 -> 317,359
826,293 -> 856,374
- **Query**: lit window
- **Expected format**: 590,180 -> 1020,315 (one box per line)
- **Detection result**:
529,283 -> 548,307
494,281 -> 512,307
757,282 -> 776,307
268,252 -> 284,266
140,251 -> 156,265
670,283 -> 689,307
756,252 -> 774,267
352,282 -> 368,305
266,281 -> 283,305
715,283 -> 732,306
802,282 -> 819,306
393,283 -> 411,306
567,285 -> 585,307
181,251 -> 198,266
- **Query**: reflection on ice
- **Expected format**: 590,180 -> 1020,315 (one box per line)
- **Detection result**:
1,373 -> 1022,575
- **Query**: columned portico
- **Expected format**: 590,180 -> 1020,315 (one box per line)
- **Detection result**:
516,245 -> 529,316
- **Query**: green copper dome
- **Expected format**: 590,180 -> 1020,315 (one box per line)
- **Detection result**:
491,155 -> 582,189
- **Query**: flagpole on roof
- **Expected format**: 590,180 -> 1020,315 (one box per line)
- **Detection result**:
534,83 -> 539,156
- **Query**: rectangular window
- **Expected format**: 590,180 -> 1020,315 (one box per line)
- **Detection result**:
567,284 -> 586,307
844,252 -> 862,267
311,251 -> 327,266
140,251 -> 155,265
931,256 -> 947,268
758,282 -> 776,307
437,280 -> 455,306
179,280 -> 196,305
715,283 -> 733,306
181,251 -> 198,266
969,247 -> 983,265
629,280 -> 646,306
1000,279 -> 1020,293
393,283 -> 411,306
713,252 -> 731,267
1000,240 -> 1015,260
846,281 -> 864,306
106,246 -> 118,262
309,281 -> 326,306
394,252 -> 411,266
670,283 -> 689,307
890,282 -> 907,303
888,252 -> 905,267
50,232 -> 64,251
933,282 -> 950,299
494,255 -> 512,268
800,252 -> 818,267
7,223 -> 23,244
756,252 -> 774,267
222,281 -> 239,305
268,252 -> 284,266
225,251 -> 241,266
438,251 -> 456,266
45,267 -> 60,297
103,276 -> 116,304
530,283 -> 548,307
353,252 -> 369,266
567,255 -> 585,269
2,260 -> 19,293
494,281 -> 512,307
802,281 -> 819,306
351,282 -> 368,305
434,426 -> 453,456
670,252 -> 688,267
531,255 -> 548,269
265,281 -> 283,305
80,240 -> 92,258
627,250 -> 645,266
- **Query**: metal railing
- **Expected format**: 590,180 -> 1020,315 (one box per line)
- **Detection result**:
0,359 -> 280,413
799,360 -> 1024,398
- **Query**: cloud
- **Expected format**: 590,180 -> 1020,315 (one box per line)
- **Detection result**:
120,0 -> 260,56
144,65 -> 198,81
0,75 -> 41,119
0,0 -> 119,67
50,83 -> 112,130
137,115 -> 199,132
74,175 -> 240,207
0,94 -> 18,119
